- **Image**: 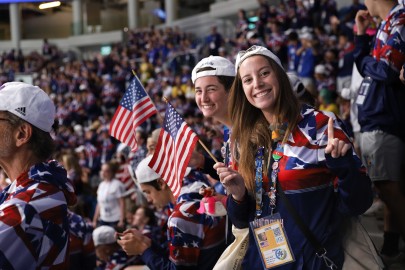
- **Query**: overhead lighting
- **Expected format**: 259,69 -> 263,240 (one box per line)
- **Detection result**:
39,1 -> 61,9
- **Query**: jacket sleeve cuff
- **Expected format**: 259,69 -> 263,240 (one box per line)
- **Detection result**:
227,190 -> 250,228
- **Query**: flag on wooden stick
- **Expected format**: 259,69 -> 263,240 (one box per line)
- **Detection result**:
148,101 -> 198,198
109,75 -> 157,152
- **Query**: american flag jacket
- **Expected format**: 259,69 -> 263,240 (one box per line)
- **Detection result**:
0,160 -> 77,269
354,4 -> 405,140
227,105 -> 373,270
140,169 -> 226,270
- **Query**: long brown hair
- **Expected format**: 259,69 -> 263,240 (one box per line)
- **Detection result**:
229,55 -> 300,194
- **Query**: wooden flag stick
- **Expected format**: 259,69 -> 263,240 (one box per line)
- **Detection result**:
162,97 -> 219,163
198,139 -> 219,163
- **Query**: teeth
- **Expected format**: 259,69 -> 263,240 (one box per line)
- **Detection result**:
255,91 -> 269,98
203,105 -> 214,109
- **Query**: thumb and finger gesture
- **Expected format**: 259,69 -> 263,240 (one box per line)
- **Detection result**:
325,117 -> 351,158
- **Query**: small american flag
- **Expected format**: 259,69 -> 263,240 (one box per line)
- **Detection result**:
148,102 -> 198,198
109,75 -> 157,152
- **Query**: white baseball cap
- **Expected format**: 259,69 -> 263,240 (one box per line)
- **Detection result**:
315,64 -> 327,75
299,32 -> 313,40
235,45 -> 283,72
135,154 -> 192,184
135,155 -> 161,184
0,82 -> 55,132
92,225 -> 116,246
192,55 -> 235,84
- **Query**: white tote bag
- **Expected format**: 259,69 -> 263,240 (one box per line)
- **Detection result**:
213,226 -> 249,270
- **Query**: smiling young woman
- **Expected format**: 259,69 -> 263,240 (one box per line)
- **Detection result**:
214,45 -> 373,270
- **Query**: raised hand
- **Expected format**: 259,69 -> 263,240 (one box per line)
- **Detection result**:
213,162 -> 246,201
355,10 -> 372,35
324,117 -> 351,158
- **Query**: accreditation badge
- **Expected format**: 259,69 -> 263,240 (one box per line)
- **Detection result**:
356,77 -> 372,105
250,213 -> 294,269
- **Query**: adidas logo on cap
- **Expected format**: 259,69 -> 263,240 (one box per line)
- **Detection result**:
15,107 -> 26,116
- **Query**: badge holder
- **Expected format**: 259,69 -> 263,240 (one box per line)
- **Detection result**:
356,77 -> 372,105
250,213 -> 295,269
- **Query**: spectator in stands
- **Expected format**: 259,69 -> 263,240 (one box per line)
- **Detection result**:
93,225 -> 134,269
256,0 -> 270,39
355,0 -> 405,263
336,31 -> 355,94
92,161 -> 126,230
117,155 -> 226,270
314,64 -> 336,94
0,82 -> 77,269
296,31 -> 317,96
205,26 -> 224,56
191,55 -> 235,191
235,9 -> 250,39
98,127 -> 116,165
266,20 -> 287,65
113,143 -> 144,215
318,88 -> 339,115
131,205 -> 156,233
68,210 -> 97,270
128,128 -> 148,172
42,38 -> 52,59
61,152 -> 91,198
146,128 -> 161,156
214,45 -> 372,269
286,31 -> 301,73
339,10 -> 364,156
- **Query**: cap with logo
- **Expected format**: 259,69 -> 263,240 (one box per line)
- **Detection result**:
0,82 -> 55,132
191,55 -> 236,84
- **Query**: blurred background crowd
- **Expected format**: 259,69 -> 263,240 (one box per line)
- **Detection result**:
0,0 -> 397,269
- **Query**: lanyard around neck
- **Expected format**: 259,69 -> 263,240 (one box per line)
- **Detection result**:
254,142 -> 284,218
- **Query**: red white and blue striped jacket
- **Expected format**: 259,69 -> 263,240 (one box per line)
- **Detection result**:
227,105 -> 373,270
0,160 -> 77,269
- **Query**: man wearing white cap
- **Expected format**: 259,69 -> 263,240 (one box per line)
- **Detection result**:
117,155 -> 226,270
0,82 -> 77,269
